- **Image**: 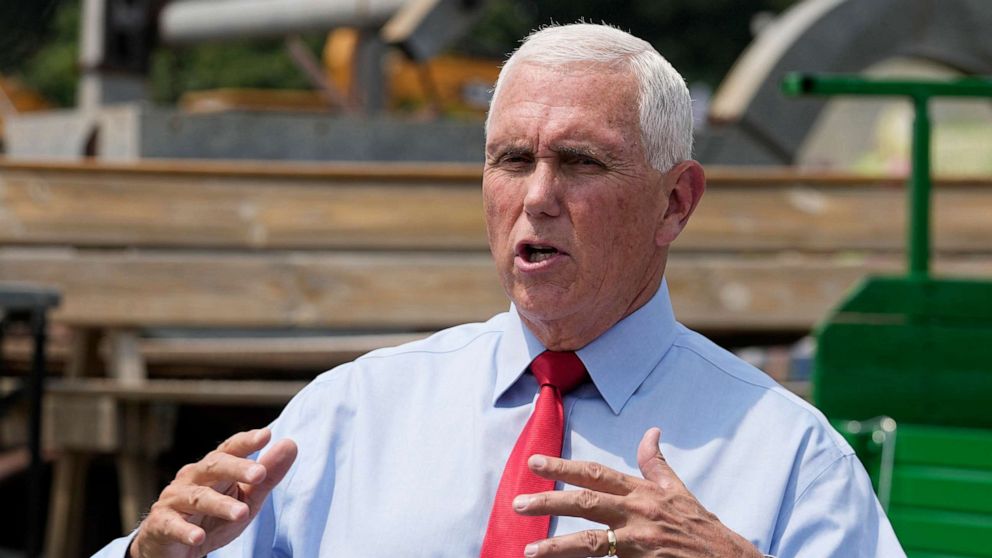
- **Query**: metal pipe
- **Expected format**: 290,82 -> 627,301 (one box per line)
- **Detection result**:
909,95 -> 931,278
782,72 -> 992,280
159,0 -> 409,44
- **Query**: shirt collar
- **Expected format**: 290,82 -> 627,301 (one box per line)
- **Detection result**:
493,279 -> 679,415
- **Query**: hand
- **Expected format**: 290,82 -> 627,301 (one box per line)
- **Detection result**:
513,427 -> 762,557
130,428 -> 298,558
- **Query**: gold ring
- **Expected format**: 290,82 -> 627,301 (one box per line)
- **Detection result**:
606,528 -> 618,557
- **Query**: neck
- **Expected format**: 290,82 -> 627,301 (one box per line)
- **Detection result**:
521,272 -> 665,351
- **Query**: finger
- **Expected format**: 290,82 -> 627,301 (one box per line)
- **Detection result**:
162,484 -> 250,523
243,438 -> 298,512
524,528 -> 612,558
513,488 -> 627,525
216,428 -> 272,459
528,455 -> 635,495
184,450 -> 267,486
637,427 -> 677,485
142,504 -> 207,547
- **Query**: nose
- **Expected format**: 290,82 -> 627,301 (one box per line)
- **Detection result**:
522,161 -> 562,218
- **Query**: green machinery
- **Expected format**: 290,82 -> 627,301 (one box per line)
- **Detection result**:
783,74 -> 992,558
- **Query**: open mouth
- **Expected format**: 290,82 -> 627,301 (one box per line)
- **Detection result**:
518,243 -> 562,264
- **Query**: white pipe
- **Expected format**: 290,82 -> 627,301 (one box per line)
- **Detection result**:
160,0 -> 409,44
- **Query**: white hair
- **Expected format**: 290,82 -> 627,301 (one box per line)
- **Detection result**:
487,23 -> 693,172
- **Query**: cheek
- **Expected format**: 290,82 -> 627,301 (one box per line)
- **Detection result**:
482,184 -> 517,248
483,180 -> 521,223
576,196 -> 655,264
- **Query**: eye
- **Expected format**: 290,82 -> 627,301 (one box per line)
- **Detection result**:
563,152 -> 605,169
492,150 -> 533,169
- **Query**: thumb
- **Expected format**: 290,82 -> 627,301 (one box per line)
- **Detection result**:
243,438 -> 298,514
637,427 -> 675,485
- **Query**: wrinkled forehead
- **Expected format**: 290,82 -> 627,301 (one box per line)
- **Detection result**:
491,62 -> 638,120
486,62 -> 642,148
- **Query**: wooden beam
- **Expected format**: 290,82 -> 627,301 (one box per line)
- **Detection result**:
2,163 -> 990,252
47,378 -> 307,405
3,248 -> 992,332
1,331 -> 428,372
0,248 -> 508,329
138,332 -> 428,369
0,166 -> 486,250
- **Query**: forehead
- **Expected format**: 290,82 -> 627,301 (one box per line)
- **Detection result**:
487,62 -> 641,150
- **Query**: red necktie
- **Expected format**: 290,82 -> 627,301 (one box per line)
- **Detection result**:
480,350 -> 588,557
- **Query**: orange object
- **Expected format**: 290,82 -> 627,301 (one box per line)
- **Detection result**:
0,76 -> 51,141
323,27 -> 500,114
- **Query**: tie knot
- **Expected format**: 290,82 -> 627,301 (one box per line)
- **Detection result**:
530,351 -> 588,393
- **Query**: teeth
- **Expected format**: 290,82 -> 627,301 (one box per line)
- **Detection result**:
525,244 -> 558,263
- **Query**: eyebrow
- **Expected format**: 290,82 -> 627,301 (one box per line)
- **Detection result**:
551,144 -> 608,160
486,141 -> 617,163
486,143 -> 531,160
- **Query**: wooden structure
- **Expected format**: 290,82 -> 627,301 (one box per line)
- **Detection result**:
1,159 -> 991,555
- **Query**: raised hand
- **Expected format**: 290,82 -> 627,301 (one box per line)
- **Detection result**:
130,428 -> 297,558
512,427 -> 762,557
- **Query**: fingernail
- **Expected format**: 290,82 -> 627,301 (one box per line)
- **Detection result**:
529,455 -> 546,469
187,532 -> 198,545
513,495 -> 531,511
524,543 -> 539,557
229,503 -> 245,520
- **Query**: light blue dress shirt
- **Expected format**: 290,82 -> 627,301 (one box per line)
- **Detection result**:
95,282 -> 905,557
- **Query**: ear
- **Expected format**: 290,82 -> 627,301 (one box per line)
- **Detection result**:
655,160 -> 706,247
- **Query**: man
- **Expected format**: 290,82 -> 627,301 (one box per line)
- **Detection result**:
97,23 -> 904,557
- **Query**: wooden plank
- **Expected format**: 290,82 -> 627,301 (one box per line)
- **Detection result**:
666,253 -> 992,331
0,158 -> 484,180
42,393 -> 118,452
2,162 -> 990,252
682,184 -> 992,252
47,378 -> 307,405
0,166 -> 486,249
138,332 -> 428,369
45,452 -> 89,558
1,332 -> 427,372
3,248 -> 992,332
5,158 -> 990,183
0,248 -> 508,329
107,329 -> 147,384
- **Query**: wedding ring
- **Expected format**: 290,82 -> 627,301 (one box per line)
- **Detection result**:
606,528 -> 618,557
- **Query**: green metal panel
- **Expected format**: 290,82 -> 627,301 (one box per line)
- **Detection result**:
890,508 -> 992,556
908,552 -> 981,558
832,422 -> 992,556
791,76 -> 992,428
782,74 -> 992,98
831,277 -> 992,322
815,317 -> 992,427
891,466 -> 992,515
895,426 -> 992,470
787,74 -> 992,558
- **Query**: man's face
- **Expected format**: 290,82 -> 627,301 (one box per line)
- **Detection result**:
483,62 -> 672,345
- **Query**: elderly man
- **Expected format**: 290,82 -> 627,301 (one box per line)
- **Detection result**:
97,23 -> 904,558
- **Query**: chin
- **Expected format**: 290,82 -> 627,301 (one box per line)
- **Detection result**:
510,286 -> 577,322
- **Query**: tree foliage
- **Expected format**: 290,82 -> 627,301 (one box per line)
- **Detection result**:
0,0 -> 62,72
457,0 -> 797,86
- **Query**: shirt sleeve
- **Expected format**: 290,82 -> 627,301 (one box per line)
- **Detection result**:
770,454 -> 906,557
89,530 -> 136,558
